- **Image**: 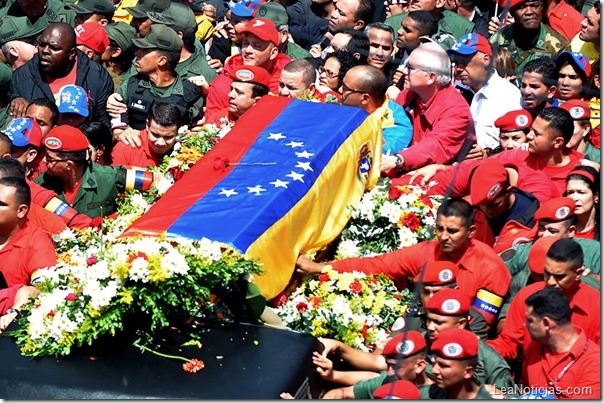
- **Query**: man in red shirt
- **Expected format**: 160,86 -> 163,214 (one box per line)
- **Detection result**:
112,102 -> 183,168
381,42 -> 475,174
522,287 -> 600,399
488,238 -> 600,361
0,283 -> 39,333
0,176 -> 57,287
297,198 -> 511,324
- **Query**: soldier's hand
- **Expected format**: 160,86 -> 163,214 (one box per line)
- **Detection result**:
386,84 -> 401,100
207,55 -> 223,73
279,392 -> 295,399
188,75 -> 210,95
106,93 -> 128,117
465,143 -> 485,160
118,127 -> 142,148
579,158 -> 600,171
295,255 -> 324,276
213,20 -> 229,38
318,337 -> 341,357
488,16 -> 502,35
9,97 -> 29,118
202,3 -> 217,22
391,69 -> 404,86
309,44 -> 322,58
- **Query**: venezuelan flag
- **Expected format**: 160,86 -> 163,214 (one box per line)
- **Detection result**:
122,97 -> 382,299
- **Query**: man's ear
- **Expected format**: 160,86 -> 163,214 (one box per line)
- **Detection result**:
111,47 -> 123,58
435,0 -> 447,9
467,224 -> 477,238
99,18 -> 109,26
308,82 -> 316,96
16,203 -> 28,219
546,84 -> 557,100
25,148 -> 38,164
353,19 -> 365,30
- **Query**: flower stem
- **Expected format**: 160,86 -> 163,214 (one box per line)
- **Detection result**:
133,341 -> 191,362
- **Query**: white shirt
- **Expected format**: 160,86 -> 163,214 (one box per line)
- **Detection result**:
470,70 -> 522,149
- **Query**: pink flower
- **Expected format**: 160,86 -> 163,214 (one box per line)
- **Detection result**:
86,256 -> 97,266
296,301 -> 309,313
183,359 -> 205,373
65,293 -> 77,301
350,281 -> 363,294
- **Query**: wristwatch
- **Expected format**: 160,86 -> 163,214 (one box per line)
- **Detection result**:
6,308 -> 20,316
394,154 -> 404,169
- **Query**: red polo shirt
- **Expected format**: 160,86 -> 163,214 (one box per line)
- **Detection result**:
488,282 -> 601,360
330,238 -> 511,303
522,328 -> 600,399
0,284 -> 22,314
394,84 -> 475,171
0,220 -> 57,286
546,1 -> 584,42
111,130 -> 162,168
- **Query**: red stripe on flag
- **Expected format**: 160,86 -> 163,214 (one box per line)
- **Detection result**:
121,96 -> 292,238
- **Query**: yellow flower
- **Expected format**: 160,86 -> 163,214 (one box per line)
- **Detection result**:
148,255 -> 170,283
88,306 -> 101,318
112,262 -> 129,280
119,290 -> 133,305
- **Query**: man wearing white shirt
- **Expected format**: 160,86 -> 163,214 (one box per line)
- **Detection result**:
448,33 -> 522,155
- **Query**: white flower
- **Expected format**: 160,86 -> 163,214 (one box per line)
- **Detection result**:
424,214 -> 436,227
378,201 -> 402,224
129,257 -> 150,282
130,193 -> 149,210
397,226 -> 418,248
336,239 -> 360,259
154,175 -> 175,195
356,196 -> 376,221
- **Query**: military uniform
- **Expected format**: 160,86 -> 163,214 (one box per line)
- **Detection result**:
176,47 -> 217,83
0,0 -> 75,27
583,141 -> 600,163
353,372 -> 393,399
286,41 -> 312,60
419,383 -> 494,399
490,23 -> 569,75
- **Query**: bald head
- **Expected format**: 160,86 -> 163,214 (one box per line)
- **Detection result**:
410,42 -> 451,86
342,64 -> 388,112
37,23 -> 77,76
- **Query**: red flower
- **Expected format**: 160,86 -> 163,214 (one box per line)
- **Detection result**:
392,293 -> 403,299
309,296 -> 322,308
388,186 -> 402,200
296,301 -> 309,313
48,310 -> 55,317
420,195 -> 433,208
361,323 -> 369,339
182,359 -> 205,373
65,293 -> 77,301
318,273 -> 331,282
86,256 -> 97,266
127,252 -> 148,264
350,281 -> 363,294
401,212 -> 421,232
271,292 -> 289,308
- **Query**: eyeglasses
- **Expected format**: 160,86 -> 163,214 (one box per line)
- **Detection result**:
318,66 -> 342,79
401,59 -> 426,73
45,155 -> 70,163
342,82 -> 365,94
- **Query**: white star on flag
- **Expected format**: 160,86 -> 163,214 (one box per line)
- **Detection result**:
295,161 -> 313,172
248,185 -> 266,195
219,188 -> 238,198
286,141 -> 304,148
295,150 -> 314,159
270,179 -> 289,188
286,171 -> 304,182
267,132 -> 286,141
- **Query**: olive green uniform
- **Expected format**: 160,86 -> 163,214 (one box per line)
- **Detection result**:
286,41 -> 312,60
0,0 -> 76,27
582,141 -> 600,163
353,371 -> 393,399
35,162 -> 127,218
176,47 -> 217,83
490,23 -> 569,76
419,383 -> 494,399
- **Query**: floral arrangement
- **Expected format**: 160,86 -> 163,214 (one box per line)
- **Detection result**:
273,267 -> 410,352
335,177 -> 443,258
10,231 -> 261,358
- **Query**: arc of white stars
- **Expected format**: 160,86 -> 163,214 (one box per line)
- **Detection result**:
219,188 -> 238,198
286,171 -> 304,183
248,185 -> 266,195
295,150 -> 314,159
267,132 -> 286,141
270,179 -> 289,188
286,141 -> 304,148
295,161 -> 313,172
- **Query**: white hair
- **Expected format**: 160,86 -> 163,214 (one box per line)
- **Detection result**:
413,42 -> 452,87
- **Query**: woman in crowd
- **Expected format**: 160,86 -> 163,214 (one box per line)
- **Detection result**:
565,166 -> 599,240
80,121 -> 114,166
555,51 -> 591,102
318,50 -> 359,94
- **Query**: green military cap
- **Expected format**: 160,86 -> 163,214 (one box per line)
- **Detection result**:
147,2 -> 197,35
125,0 -> 170,18
0,62 -> 12,90
132,24 -> 183,52
66,0 -> 115,16
104,21 -> 137,52
0,16 -> 46,46
255,2 -> 288,28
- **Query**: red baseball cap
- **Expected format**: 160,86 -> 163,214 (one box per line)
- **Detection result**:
534,197 -> 576,222
241,17 -> 279,46
469,159 -> 508,206
494,109 -> 533,132
431,328 -> 478,359
44,125 -> 90,152
425,288 -> 470,317
373,380 -> 421,399
75,21 -> 110,54
229,65 -> 271,88
382,330 -> 426,358
528,235 -> 561,275
413,261 -> 458,285
559,99 -> 591,120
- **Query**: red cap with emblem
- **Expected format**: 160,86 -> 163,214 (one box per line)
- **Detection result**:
229,65 -> 271,88
534,197 -> 576,222
382,330 -> 426,358
559,99 -> 590,120
413,260 -> 459,285
373,380 -> 421,399
241,17 -> 279,46
528,235 -> 561,276
494,109 -> 533,132
43,125 -> 90,152
431,328 -> 478,359
425,288 -> 470,316
469,159 -> 508,206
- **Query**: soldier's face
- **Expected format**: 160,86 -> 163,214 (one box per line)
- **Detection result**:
134,48 -> 158,75
228,81 -> 258,118
431,356 -> 473,389
37,26 -> 76,76
397,17 -> 421,52
512,0 -> 543,30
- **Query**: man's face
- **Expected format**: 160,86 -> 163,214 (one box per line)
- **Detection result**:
228,81 -> 257,117
58,112 -> 86,127
520,71 -> 551,113
44,150 -> 70,177
557,64 -> 584,101
147,119 -> 178,156
500,130 -> 528,150
408,0 -> 439,13
479,188 -> 512,219
0,183 -> 23,229
385,355 -> 422,380
435,215 -> 473,256
579,6 -> 600,43
226,11 -> 250,44
367,28 -> 394,70
130,16 -> 151,36
386,0 -> 407,18
544,256 -> 581,297
537,219 -> 574,238
135,48 -> 159,75
241,33 -> 276,67
402,50 -> 431,92
279,70 -> 312,98
37,26 -> 76,75
396,17 -> 421,52
7,40 -> 37,69
26,104 -> 54,137
341,69 -> 366,108
420,284 -> 445,307
329,0 -> 360,32
74,12 -> 105,26
512,0 -> 543,30
431,356 -> 471,389
526,116 -> 558,156
426,311 -> 464,341
524,306 -> 547,342
452,52 -> 488,91
10,145 -> 32,166
326,32 -> 351,54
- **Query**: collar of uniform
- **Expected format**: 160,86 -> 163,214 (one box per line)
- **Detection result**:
140,129 -> 162,164
415,84 -> 457,127
568,282 -> 591,316
533,24 -> 549,50
4,219 -> 34,251
431,238 -> 476,273
82,164 -> 99,190
565,327 -> 589,360
474,69 -> 502,100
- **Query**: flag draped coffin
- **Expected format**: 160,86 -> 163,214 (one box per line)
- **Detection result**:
121,97 -> 383,299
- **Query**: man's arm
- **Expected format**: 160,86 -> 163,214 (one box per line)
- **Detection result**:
487,289 -> 527,360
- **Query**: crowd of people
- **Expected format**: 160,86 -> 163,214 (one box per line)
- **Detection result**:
0,0 -> 599,397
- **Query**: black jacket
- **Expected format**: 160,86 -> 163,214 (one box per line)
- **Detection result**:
8,50 -> 113,128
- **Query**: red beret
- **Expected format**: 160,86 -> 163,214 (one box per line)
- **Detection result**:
382,330 -> 426,358
534,197 -> 576,222
559,99 -> 591,120
413,261 -> 458,285
43,125 -> 90,152
241,18 -> 279,46
469,160 -> 508,206
373,380 -> 421,399
425,288 -> 470,316
431,328 -> 478,359
229,65 -> 271,88
494,109 -> 532,132
528,235 -> 561,275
